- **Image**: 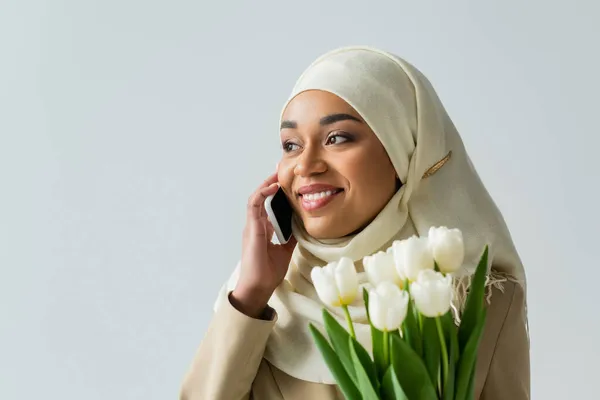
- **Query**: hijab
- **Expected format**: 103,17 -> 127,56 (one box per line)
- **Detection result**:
215,46 -> 525,384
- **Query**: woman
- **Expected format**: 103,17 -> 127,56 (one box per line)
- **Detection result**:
180,46 -> 530,399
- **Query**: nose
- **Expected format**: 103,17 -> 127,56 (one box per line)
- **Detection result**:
294,146 -> 327,177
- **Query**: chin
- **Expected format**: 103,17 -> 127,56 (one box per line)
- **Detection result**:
302,217 -> 359,240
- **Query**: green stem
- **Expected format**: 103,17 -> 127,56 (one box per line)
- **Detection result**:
383,330 -> 390,366
436,316 -> 449,391
342,305 -> 356,339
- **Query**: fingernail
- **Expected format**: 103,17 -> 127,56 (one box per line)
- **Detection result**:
275,162 -> 279,172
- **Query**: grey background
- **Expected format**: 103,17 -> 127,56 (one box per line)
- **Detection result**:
1,0 -> 598,398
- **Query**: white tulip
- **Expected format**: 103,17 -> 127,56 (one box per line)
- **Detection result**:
392,236 -> 434,281
428,226 -> 465,274
363,250 -> 405,288
410,270 -> 453,317
368,281 -> 409,332
311,257 -> 359,307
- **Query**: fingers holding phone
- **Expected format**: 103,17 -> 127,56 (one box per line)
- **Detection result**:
246,174 -> 278,227
234,172 -> 296,318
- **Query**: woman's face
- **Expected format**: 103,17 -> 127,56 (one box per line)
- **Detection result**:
278,90 -> 398,239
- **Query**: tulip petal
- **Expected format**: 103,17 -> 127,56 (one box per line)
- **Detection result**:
335,257 -> 359,305
394,236 -> 435,281
388,289 -> 409,332
429,226 -> 465,274
363,288 -> 387,378
368,282 -> 409,332
364,251 -> 402,287
312,266 -> 340,307
411,270 -> 453,318
368,289 -> 386,331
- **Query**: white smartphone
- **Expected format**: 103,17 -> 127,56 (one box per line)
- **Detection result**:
264,186 -> 294,244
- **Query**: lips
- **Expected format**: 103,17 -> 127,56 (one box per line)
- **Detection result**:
302,189 -> 343,201
296,184 -> 344,211
297,183 -> 342,196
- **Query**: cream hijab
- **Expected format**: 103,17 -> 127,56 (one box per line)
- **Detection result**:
215,46 -> 525,384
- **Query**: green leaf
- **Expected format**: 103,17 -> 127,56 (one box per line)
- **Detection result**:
402,299 -> 423,357
443,312 -> 460,364
350,335 -> 379,390
322,309 -> 358,386
455,309 -> 487,400
443,318 -> 457,400
390,334 -> 438,400
349,337 -> 380,400
364,287 -> 386,379
422,317 -> 441,388
458,246 -> 488,352
309,324 -> 361,400
381,365 -> 409,400
464,365 -> 477,400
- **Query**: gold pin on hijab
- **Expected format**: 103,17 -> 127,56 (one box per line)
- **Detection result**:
422,151 -> 452,179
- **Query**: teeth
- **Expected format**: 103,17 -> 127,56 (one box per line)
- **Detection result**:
304,190 -> 334,201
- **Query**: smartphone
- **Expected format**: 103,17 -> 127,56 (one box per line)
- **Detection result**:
264,186 -> 294,244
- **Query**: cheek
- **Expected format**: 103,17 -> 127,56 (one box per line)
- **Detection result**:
344,149 -> 396,198
277,161 -> 295,193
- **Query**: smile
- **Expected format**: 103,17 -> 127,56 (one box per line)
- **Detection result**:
299,189 -> 344,211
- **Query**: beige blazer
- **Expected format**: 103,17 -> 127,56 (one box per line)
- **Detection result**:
180,281 -> 530,400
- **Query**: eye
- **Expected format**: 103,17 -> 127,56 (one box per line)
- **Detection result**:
282,141 -> 300,152
325,132 -> 352,145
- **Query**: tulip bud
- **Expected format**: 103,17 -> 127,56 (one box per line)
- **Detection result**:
410,270 -> 453,317
392,236 -> 435,282
368,281 -> 409,332
428,226 -> 465,274
311,257 -> 359,307
363,250 -> 405,288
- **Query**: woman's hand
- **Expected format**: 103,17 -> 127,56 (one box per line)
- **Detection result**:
231,173 -> 297,318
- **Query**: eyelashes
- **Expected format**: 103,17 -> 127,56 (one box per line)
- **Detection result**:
282,141 -> 300,152
282,132 -> 354,153
325,132 -> 352,145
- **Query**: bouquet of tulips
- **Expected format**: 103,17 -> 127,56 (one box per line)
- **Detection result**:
309,227 -> 488,400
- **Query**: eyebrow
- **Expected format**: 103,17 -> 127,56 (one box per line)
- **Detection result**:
280,113 -> 363,130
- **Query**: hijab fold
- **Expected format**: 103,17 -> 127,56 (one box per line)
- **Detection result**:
215,46 -> 525,384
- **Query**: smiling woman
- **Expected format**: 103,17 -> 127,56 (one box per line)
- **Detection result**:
278,90 -> 398,239
179,46 -> 530,400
